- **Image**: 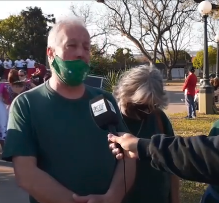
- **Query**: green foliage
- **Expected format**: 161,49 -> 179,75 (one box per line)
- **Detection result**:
0,15 -> 23,59
0,7 -> 55,62
111,48 -> 136,69
90,44 -> 113,76
103,69 -> 126,93
193,46 -> 217,69
165,50 -> 191,62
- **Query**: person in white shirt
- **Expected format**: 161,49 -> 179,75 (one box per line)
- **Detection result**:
26,55 -> 36,78
3,57 -> 12,80
14,56 -> 24,70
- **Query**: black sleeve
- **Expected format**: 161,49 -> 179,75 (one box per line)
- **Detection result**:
137,134 -> 219,184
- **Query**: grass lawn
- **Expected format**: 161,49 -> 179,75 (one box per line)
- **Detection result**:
168,112 -> 219,203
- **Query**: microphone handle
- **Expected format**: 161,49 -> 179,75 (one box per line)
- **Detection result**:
108,125 -> 124,154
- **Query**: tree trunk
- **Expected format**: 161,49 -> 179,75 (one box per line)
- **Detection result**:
167,68 -> 172,80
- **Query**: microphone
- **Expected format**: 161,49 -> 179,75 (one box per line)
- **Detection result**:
89,94 -> 123,152
89,94 -> 127,193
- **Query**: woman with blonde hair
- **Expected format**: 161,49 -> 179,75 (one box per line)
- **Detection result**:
113,65 -> 180,203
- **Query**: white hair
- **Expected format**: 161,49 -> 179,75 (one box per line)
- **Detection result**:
47,16 -> 87,48
113,65 -> 168,118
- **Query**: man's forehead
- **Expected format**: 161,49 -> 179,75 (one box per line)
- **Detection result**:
67,37 -> 90,44
58,25 -> 90,41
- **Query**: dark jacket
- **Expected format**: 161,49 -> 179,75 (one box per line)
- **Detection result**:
138,134 -> 219,185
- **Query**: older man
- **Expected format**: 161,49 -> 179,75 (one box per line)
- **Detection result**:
2,18 -> 135,203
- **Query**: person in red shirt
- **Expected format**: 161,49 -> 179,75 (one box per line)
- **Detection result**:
182,67 -> 197,119
31,62 -> 47,85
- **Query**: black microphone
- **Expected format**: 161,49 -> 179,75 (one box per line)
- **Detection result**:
89,94 -> 123,152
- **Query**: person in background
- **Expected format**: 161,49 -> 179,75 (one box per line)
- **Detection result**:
210,78 -> 214,86
0,82 -> 8,149
14,56 -> 25,70
43,70 -> 51,82
18,69 -> 35,88
213,78 -> 219,102
32,62 -> 47,85
182,67 -> 197,119
3,57 -> 13,80
2,69 -> 34,107
2,18 -> 135,203
26,55 -> 36,78
18,69 -> 27,81
113,66 -> 180,203
1,69 -> 34,148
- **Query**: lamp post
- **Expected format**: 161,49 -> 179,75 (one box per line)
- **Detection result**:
197,0 -> 214,114
215,33 -> 219,78
123,48 -> 128,69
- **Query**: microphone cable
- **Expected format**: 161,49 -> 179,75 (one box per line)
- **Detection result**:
122,155 -> 127,194
113,142 -> 127,194
108,125 -> 127,194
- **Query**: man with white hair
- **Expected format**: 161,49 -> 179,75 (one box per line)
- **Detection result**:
2,18 -> 135,203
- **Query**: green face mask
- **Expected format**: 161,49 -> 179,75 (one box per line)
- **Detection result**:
52,56 -> 90,86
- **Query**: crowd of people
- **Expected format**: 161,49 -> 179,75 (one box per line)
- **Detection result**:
0,17 -> 219,203
0,55 -> 51,81
0,62 -> 51,149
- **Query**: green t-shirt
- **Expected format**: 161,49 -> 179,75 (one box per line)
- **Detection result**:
2,81 -> 128,203
122,111 -> 173,203
208,120 -> 219,195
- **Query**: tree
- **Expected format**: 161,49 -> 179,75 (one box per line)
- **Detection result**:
164,50 -> 191,62
70,4 -> 117,54
111,48 -> 136,69
18,7 -> 55,63
90,44 -> 113,76
0,7 -> 55,62
193,46 -> 217,70
96,0 -> 196,80
0,15 -> 23,58
193,51 -> 203,69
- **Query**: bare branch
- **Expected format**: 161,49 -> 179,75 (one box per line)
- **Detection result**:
103,0 -> 196,67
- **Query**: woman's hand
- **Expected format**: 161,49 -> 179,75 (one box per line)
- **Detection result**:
108,133 -> 139,159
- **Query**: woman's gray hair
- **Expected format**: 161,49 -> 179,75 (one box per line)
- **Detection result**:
113,65 -> 168,115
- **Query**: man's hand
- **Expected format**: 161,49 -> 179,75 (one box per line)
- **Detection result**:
108,133 -> 139,159
72,193 -> 118,203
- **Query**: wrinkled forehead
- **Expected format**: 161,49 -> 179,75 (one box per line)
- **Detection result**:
56,24 -> 90,47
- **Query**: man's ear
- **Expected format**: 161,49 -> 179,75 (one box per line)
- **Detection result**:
47,47 -> 55,60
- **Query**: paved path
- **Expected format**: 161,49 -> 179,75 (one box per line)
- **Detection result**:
0,159 -> 29,203
164,85 -> 186,114
0,85 -> 186,203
